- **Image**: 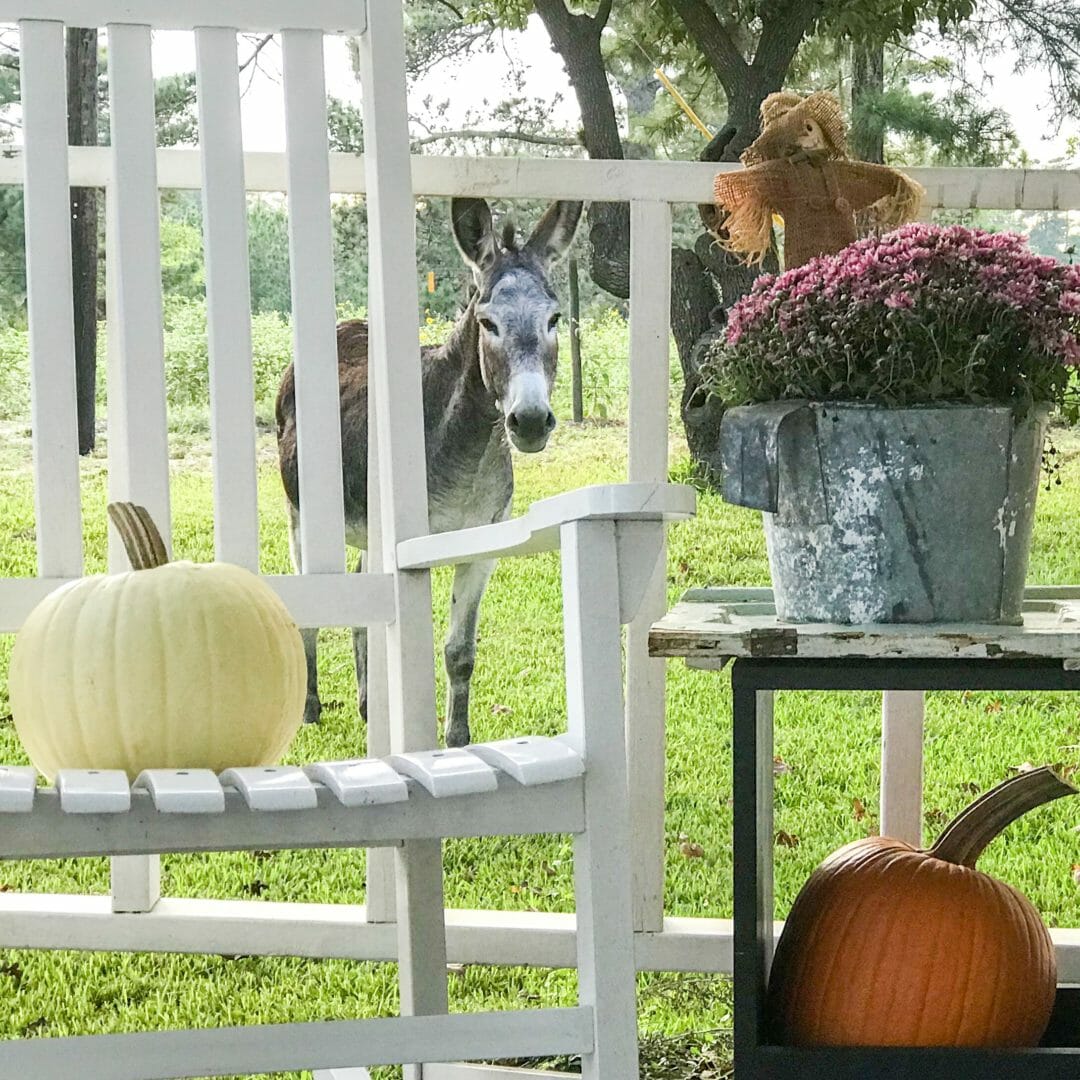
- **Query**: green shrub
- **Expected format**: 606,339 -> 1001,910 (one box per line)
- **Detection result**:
161,298 -> 295,411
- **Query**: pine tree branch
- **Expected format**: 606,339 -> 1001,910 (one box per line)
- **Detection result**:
412,128 -> 580,148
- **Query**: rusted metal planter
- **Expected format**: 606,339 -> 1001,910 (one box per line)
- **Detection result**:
720,402 -> 1048,624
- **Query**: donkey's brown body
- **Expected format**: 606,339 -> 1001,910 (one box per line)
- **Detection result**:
277,317 -> 511,549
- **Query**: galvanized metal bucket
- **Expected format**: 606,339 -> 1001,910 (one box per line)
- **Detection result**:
720,402 -> 1049,624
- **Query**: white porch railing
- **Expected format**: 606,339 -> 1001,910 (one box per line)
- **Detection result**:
0,147 -> 1079,976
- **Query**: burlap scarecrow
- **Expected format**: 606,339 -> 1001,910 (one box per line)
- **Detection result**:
713,91 -> 925,268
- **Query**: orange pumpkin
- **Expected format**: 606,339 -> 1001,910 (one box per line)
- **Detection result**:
767,767 -> 1075,1047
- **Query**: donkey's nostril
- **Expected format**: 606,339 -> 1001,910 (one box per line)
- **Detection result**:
507,405 -> 554,447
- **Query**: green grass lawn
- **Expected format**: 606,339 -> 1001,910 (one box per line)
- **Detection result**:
0,418 -> 1079,1079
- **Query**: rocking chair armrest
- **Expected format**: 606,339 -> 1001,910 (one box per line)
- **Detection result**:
395,482 -> 696,570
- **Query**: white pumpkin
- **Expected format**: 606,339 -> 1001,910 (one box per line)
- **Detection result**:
9,504 -> 306,780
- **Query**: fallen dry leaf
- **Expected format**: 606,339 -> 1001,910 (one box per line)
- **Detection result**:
1011,761 -> 1037,774
773,756 -> 793,776
679,841 -> 706,859
985,700 -> 1004,714
491,703 -> 513,715
775,830 -> 800,849
1072,864 -> 1080,887
852,797 -> 866,822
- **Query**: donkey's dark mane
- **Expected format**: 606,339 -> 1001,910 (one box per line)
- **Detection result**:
500,218 -> 519,252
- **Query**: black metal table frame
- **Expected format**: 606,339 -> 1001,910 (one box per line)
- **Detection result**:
732,657 -> 1080,1079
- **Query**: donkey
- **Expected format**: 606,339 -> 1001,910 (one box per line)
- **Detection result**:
276,197 -> 583,747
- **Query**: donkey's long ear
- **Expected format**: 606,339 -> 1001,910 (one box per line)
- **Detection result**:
452,197 -> 498,277
525,200 -> 584,266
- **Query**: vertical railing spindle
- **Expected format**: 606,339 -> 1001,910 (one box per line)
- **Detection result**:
19,18 -> 83,581
281,29 -> 347,576
195,27 -> 259,571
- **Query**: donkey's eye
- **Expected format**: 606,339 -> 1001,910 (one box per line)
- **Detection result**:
478,317 -> 498,335
548,313 -> 561,331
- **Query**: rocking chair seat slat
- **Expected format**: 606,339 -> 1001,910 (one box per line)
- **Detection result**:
219,766 -> 319,812
56,770 -> 132,814
0,766 -> 36,813
469,736 -> 586,787
389,749 -> 500,798
132,769 -> 226,814
305,759 -> 410,807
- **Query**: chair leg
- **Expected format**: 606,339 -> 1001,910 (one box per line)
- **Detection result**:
561,519 -> 641,1079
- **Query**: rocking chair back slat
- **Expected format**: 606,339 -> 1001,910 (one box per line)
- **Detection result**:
104,22 -> 171,559
195,28 -> 260,571
281,29 -> 347,575
18,19 -> 83,579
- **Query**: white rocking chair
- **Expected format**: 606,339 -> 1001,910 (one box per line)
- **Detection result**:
0,2 -> 693,1078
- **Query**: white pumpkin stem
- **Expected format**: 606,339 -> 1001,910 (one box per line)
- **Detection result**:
930,766 -> 1076,869
107,502 -> 170,570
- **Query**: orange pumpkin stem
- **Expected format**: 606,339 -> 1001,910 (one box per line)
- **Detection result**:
930,766 -> 1077,868
106,502 -> 170,571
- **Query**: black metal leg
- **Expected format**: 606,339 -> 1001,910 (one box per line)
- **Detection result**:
732,665 -> 773,1070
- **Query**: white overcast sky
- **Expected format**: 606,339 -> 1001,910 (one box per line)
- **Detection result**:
143,17 -> 1077,163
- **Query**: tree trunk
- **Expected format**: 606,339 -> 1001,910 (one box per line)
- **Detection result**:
535,0 -> 815,481
851,40 -> 885,163
534,0 -> 630,299
66,27 -> 99,455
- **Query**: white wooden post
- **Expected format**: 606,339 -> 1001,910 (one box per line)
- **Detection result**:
356,4 -> 447,1074
105,21 -> 170,914
562,519 -> 641,1080
882,185 -> 929,846
195,27 -> 260,571
18,19 -> 83,582
881,690 -> 925,846
626,200 -> 673,934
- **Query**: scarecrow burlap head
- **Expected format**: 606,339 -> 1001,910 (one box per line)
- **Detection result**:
740,90 -> 849,166
713,91 -> 925,268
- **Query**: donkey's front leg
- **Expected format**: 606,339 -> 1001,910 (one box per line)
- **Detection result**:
352,551 -> 368,722
444,558 -> 495,748
288,503 -> 323,726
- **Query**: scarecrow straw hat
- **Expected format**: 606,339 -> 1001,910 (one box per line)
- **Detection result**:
741,90 -> 849,166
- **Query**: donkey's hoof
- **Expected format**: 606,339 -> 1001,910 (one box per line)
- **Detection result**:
444,724 -> 470,749
303,696 -> 322,725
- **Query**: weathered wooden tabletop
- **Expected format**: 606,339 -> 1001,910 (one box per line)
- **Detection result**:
648,586 -> 1080,667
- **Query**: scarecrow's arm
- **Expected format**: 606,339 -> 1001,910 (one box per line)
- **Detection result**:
832,161 -> 925,220
712,161 -> 793,265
